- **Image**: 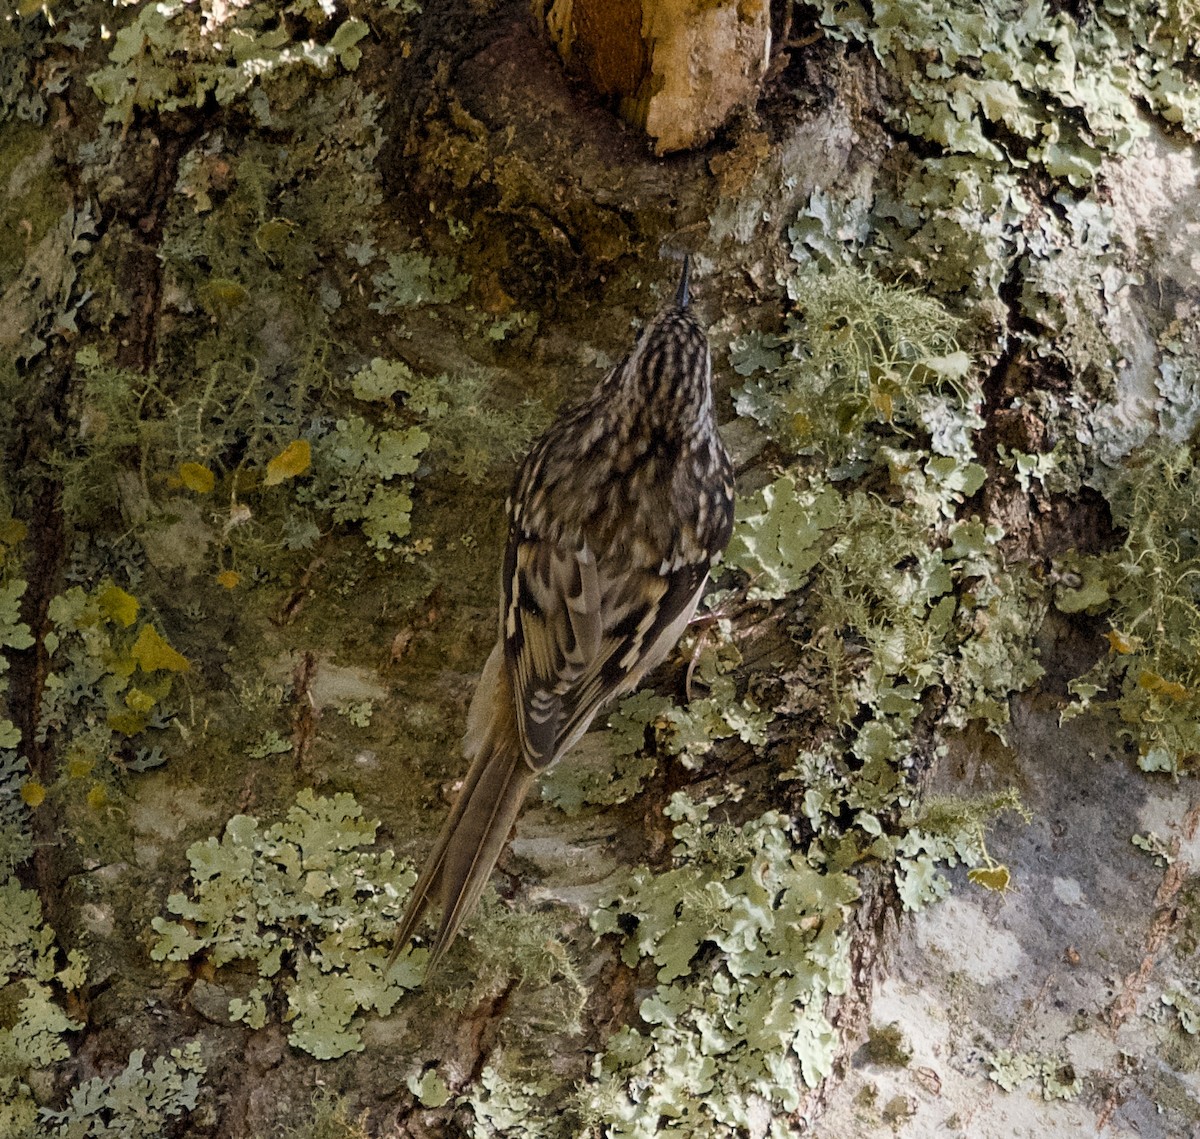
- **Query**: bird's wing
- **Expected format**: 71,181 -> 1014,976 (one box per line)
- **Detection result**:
503,531 -> 709,772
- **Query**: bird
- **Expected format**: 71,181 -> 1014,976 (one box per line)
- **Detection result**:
390,255 -> 735,975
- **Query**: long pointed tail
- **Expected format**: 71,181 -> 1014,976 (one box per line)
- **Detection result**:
675,253 -> 691,308
389,644 -> 536,976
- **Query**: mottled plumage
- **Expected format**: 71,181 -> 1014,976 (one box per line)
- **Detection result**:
391,258 -> 734,974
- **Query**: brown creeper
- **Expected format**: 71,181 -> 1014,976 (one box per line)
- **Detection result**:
392,257 -> 734,974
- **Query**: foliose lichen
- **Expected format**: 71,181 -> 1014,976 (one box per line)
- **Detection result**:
151,789 -> 421,1059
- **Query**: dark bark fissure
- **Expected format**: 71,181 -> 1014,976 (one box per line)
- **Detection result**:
8,119 -> 198,944
12,469 -> 68,931
111,126 -> 200,373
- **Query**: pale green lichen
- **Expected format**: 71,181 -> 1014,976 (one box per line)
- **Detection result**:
303,412 -> 430,552
984,1047 -> 1082,1100
576,797 -> 859,1136
814,0 -> 1198,176
60,331 -> 534,567
997,443 -> 1064,495
733,265 -> 971,470
0,518 -> 33,768
728,442 -> 1037,904
349,357 -> 544,485
785,0 -> 1189,420
1057,444 -> 1200,774
38,1043 -> 206,1139
86,1 -> 371,126
1163,987 -> 1200,1035
723,475 -> 840,602
0,879 -> 88,1135
1018,192 -> 1138,377
59,67 -> 436,567
895,791 -> 1028,911
370,250 -> 470,313
0,200 -> 96,368
656,625 -> 773,768
408,1069 -> 452,1109
469,1065 -> 566,1139
1155,334 -> 1200,446
151,789 -> 421,1059
1132,830 -> 1174,867
0,15 -> 50,125
728,461 -> 1036,747
0,752 -> 33,874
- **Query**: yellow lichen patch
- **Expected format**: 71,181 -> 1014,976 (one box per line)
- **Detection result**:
1105,628 -> 1139,654
0,517 -> 27,545
130,625 -> 190,673
124,687 -> 157,713
97,584 -> 140,628
179,462 -> 216,494
264,439 -> 311,486
67,751 -> 95,780
1138,671 -> 1188,702
201,278 -> 249,309
20,780 -> 45,807
254,217 -> 295,255
968,864 -> 1012,893
108,710 -> 148,736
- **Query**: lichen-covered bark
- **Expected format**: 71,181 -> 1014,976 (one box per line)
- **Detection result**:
1,2 -> 1199,1138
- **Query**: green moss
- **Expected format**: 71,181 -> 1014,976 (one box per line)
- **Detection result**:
861,1022 -> 912,1068
0,120 -> 68,289
5,0 -> 1193,1130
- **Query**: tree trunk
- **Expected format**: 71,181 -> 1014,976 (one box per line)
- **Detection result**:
2,2 -> 1198,1137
